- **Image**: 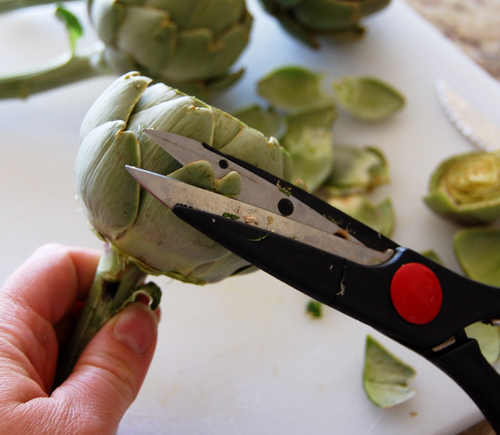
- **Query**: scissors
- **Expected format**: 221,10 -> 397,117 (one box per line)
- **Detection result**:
127,129 -> 500,432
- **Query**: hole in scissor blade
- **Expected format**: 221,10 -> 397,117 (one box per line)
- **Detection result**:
219,159 -> 229,169
278,198 -> 294,216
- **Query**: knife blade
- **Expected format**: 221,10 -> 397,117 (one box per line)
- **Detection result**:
435,79 -> 500,151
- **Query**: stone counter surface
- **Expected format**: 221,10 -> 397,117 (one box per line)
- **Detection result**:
405,0 -> 500,81
405,1 -> 499,434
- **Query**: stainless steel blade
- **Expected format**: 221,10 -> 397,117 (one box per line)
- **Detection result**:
435,79 -> 500,151
126,166 -> 394,265
144,129 -> 365,245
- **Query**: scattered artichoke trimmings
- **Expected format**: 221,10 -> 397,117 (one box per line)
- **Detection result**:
363,335 -> 417,408
235,66 -> 403,193
424,151 -> 500,225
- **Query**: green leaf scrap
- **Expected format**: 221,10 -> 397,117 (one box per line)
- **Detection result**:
363,335 -> 416,408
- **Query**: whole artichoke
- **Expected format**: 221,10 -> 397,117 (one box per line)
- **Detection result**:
424,151 -> 500,225
76,71 -> 292,284
90,0 -> 253,98
258,0 -> 390,48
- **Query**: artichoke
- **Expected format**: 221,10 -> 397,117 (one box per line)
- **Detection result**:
0,0 -> 252,99
77,71 -> 292,284
258,0 -> 391,48
424,151 -> 500,225
56,71 -> 292,384
91,0 -> 253,98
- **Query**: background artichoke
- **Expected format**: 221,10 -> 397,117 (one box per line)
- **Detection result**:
258,0 -> 391,48
90,0 -> 253,98
0,0 -> 253,99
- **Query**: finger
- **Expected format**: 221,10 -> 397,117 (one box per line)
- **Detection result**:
53,302 -> 159,433
0,244 -> 100,395
1,244 -> 100,326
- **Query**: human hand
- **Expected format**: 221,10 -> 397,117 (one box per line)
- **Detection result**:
0,244 -> 159,434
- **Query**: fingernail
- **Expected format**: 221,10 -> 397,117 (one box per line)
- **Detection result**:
113,303 -> 158,355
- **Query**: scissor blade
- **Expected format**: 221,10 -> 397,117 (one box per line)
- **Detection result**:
126,166 -> 394,265
144,130 -> 229,178
436,79 -> 500,151
143,129 -> 367,246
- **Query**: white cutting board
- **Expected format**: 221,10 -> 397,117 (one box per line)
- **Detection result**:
1,1 -> 500,433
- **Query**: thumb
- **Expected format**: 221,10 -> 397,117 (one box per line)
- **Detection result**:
55,302 -> 159,433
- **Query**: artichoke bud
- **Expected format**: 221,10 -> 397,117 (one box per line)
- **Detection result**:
258,0 -> 391,48
89,0 -> 253,99
76,72 -> 292,284
424,151 -> 500,225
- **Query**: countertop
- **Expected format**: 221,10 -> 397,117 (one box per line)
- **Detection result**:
405,2 -> 499,434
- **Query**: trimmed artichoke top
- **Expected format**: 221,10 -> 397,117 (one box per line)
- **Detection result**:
76,72 -> 292,284
424,150 -> 500,225
89,0 -> 253,98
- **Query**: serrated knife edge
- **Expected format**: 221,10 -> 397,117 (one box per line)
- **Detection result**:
435,79 -> 500,151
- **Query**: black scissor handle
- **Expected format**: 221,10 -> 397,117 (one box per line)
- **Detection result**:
431,337 -> 500,434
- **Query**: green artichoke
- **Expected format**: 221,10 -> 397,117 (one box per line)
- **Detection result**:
0,0 -> 252,99
424,151 -> 500,225
258,0 -> 391,48
91,0 -> 253,98
76,71 -> 292,284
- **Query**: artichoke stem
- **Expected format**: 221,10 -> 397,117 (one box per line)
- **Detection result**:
0,43 -> 110,99
54,245 -> 148,388
0,0 -> 79,13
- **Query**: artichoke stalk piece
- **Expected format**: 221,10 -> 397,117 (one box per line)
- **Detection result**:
258,0 -> 391,48
57,71 -> 292,383
0,0 -> 253,100
424,151 -> 500,225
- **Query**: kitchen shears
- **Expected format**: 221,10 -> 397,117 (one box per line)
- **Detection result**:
127,129 -> 500,432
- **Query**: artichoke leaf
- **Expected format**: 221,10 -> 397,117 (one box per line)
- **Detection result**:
323,194 -> 394,237
80,71 -> 151,140
465,322 -> 500,364
323,144 -> 389,195
332,76 -> 405,122
76,121 -> 141,237
257,65 -> 332,110
363,335 -> 417,408
454,227 -> 500,287
233,104 -> 287,140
